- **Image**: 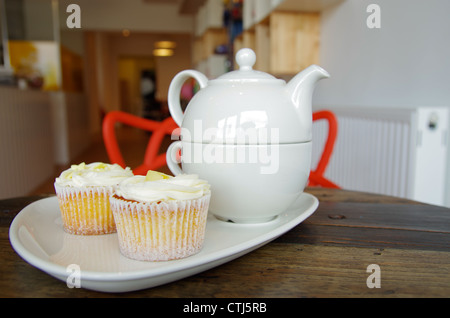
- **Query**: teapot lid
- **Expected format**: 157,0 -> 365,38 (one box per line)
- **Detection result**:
213,48 -> 281,82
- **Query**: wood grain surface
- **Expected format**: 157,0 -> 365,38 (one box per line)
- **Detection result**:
1,188 -> 449,298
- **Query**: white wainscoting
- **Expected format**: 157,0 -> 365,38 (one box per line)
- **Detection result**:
0,86 -> 54,199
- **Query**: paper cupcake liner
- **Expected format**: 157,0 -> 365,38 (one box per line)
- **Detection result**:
110,193 -> 210,261
54,183 -> 117,235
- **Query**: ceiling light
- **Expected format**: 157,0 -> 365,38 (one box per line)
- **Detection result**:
153,48 -> 174,57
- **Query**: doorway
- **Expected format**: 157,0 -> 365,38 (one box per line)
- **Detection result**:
118,56 -> 162,119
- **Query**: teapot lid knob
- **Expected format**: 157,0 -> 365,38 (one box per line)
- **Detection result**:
214,47 -> 278,81
236,48 -> 256,71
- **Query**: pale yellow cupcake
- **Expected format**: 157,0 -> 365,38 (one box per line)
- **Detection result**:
54,162 -> 133,235
110,171 -> 211,261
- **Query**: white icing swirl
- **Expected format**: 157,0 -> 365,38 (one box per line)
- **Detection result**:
116,174 -> 210,202
55,162 -> 133,187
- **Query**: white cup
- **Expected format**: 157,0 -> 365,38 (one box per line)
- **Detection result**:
166,141 -> 311,223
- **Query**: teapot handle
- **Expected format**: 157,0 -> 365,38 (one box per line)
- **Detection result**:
166,141 -> 183,176
168,70 -> 208,127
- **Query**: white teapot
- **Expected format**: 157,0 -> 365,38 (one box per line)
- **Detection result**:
167,48 -> 329,223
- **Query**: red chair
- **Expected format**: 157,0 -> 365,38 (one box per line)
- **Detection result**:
102,111 -> 178,175
308,110 -> 340,188
103,110 -> 340,188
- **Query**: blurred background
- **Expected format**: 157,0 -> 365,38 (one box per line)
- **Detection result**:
0,0 -> 449,208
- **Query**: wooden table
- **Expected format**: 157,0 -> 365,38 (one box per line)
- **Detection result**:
1,188 -> 449,299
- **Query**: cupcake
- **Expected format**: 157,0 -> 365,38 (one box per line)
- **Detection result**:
54,162 -> 133,235
110,170 -> 211,261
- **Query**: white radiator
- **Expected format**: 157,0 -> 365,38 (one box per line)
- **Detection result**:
312,106 -> 449,206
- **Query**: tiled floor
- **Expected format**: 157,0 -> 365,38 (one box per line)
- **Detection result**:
30,126 -> 173,196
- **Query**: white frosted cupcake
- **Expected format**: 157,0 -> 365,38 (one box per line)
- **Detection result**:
54,162 -> 133,235
110,171 -> 211,261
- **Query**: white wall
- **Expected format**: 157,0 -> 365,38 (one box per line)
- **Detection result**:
316,0 -> 450,108
315,0 -> 450,206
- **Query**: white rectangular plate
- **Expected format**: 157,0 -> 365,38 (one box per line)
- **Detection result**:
9,193 -> 318,293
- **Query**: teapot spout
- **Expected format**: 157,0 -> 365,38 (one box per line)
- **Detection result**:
286,65 -> 329,140
287,64 -> 330,107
